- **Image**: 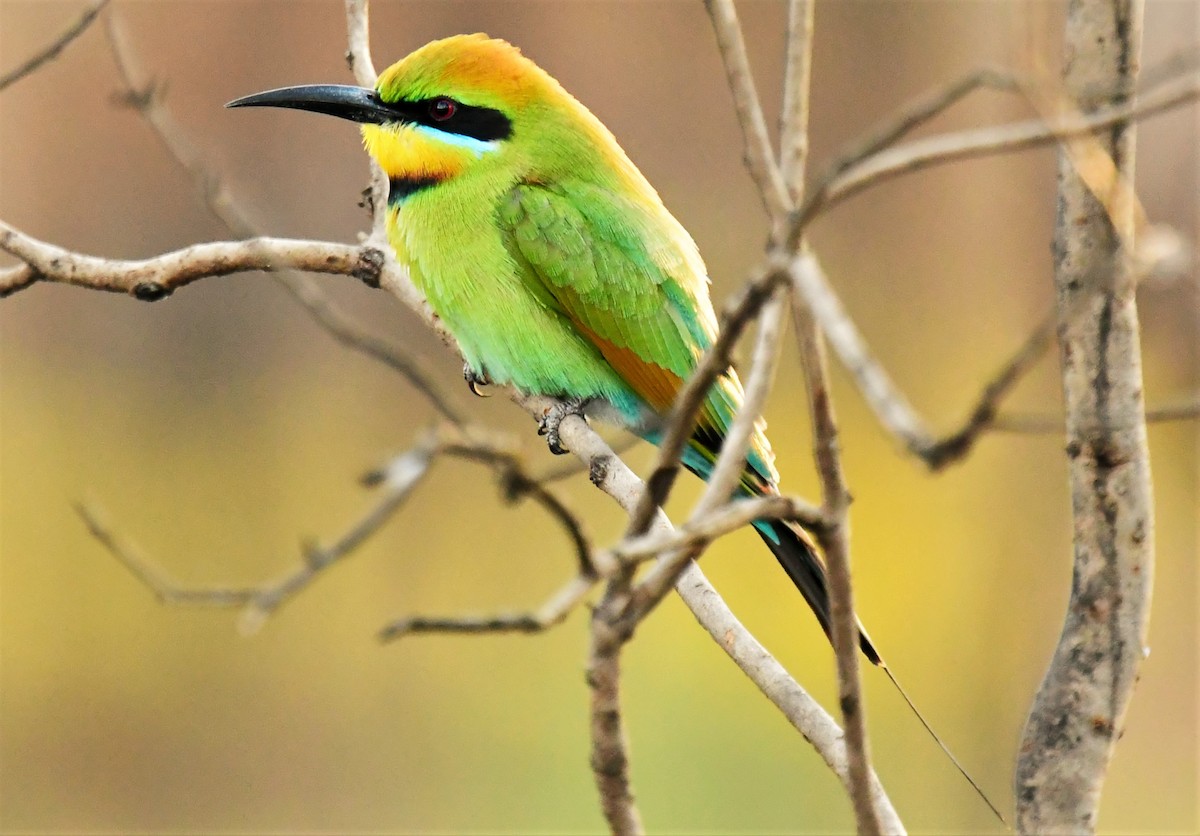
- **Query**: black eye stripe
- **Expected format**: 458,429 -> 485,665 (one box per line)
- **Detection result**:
384,97 -> 512,142
388,175 -> 442,205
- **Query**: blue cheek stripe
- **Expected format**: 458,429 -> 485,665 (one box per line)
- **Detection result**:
413,124 -> 500,156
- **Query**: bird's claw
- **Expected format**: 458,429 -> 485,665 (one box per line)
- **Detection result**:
464,363 -> 491,397
537,398 -> 589,455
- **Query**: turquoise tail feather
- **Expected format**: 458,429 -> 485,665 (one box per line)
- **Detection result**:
657,435 -> 882,665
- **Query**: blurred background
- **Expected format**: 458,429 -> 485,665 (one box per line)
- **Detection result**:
1,1 -> 1196,833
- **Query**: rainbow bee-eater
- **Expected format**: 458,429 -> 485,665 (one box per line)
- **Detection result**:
229,33 -> 879,664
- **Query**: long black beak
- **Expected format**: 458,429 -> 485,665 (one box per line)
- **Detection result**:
226,84 -> 395,124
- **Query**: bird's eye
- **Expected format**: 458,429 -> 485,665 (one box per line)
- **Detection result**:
429,98 -> 457,121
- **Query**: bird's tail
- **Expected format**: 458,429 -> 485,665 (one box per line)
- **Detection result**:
752,518 -> 882,666
668,439 -> 881,665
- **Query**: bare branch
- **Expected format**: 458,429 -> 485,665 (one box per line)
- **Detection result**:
792,278 -> 880,835
789,251 -> 1062,471
610,494 -> 827,567
703,6 -> 893,827
588,589 -> 643,836
821,67 -> 1020,183
1016,1 -> 1155,829
779,0 -> 816,200
796,68 -> 1200,234
0,0 -> 109,92
0,263 -> 37,297
994,395 -> 1200,433
76,438 -> 435,631
550,414 -> 905,833
700,284 -> 787,517
75,502 -> 261,607
0,221 -> 386,298
920,314 -> 1057,468
277,277 -> 467,425
343,0 -> 377,85
789,252 -> 931,448
437,438 -> 595,578
379,575 -> 595,641
342,0 -> 389,245
703,0 -> 790,220
103,13 -> 466,427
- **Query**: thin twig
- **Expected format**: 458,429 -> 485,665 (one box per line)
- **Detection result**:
789,250 -> 927,446
993,395 -> 1200,434
792,278 -> 880,835
775,7 -> 885,827
438,439 -> 595,578
609,493 -> 827,567
75,502 -> 262,607
79,423 -> 601,636
552,412 -> 905,832
703,0 -> 790,220
343,0 -> 389,245
76,437 -> 435,631
779,0 -> 816,201
0,263 -> 37,297
0,0 -> 109,92
277,277 -> 466,425
795,69 -> 1200,235
379,575 -> 595,641
697,289 -> 787,520
819,67 -> 1020,183
920,314 -> 1057,467
103,13 -> 465,427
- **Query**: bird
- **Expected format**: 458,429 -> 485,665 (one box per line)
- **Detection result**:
229,33 -> 878,664
229,31 -> 878,657
229,35 -> 1008,824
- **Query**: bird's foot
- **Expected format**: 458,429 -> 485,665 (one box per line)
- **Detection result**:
464,363 -> 491,397
537,398 -> 589,455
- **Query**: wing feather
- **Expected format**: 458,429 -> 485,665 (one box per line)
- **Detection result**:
498,181 -> 778,488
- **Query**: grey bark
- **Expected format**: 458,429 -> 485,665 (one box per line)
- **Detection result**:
1015,1 -> 1155,833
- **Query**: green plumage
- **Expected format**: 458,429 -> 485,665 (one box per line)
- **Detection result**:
228,32 -> 880,663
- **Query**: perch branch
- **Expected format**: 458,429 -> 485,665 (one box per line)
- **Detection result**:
551,413 -> 905,833
0,221 -> 386,298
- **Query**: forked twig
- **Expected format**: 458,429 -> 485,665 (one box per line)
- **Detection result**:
76,437 -> 436,630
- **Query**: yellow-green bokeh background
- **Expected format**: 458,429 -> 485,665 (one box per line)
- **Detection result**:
1,2 -> 1196,833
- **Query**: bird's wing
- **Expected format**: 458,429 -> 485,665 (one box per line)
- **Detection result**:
497,181 -> 778,488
